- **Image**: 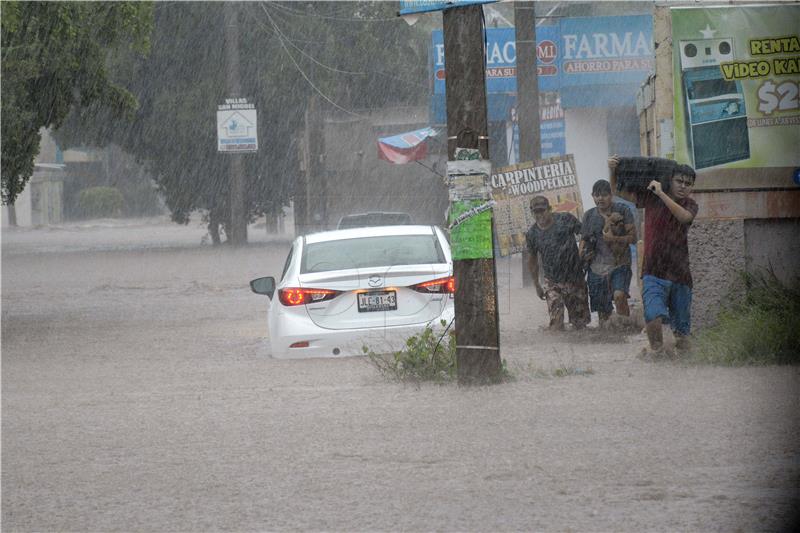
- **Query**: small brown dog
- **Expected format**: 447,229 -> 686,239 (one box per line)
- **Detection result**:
603,212 -> 629,264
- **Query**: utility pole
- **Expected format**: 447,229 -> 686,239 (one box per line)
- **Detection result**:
307,96 -> 327,232
297,95 -> 325,235
443,4 -> 502,384
515,1 -> 540,285
294,117 -> 310,237
224,2 -> 247,245
295,107 -> 311,237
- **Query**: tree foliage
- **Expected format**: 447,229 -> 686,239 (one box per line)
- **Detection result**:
54,1 -> 431,242
0,1 -> 153,205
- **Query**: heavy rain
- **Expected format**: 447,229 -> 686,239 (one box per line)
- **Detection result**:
2,1 -> 799,531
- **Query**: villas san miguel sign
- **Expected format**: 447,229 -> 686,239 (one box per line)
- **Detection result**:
491,154 -> 584,257
217,98 -> 258,153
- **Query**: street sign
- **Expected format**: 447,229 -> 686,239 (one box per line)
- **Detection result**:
217,98 -> 258,153
399,0 -> 495,16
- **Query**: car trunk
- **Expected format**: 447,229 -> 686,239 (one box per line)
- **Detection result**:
299,265 -> 451,330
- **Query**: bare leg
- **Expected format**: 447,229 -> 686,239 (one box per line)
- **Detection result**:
674,333 -> 690,352
613,290 -> 630,316
645,319 -> 663,350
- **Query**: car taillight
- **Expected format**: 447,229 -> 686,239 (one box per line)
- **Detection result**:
278,288 -> 340,306
411,276 -> 455,294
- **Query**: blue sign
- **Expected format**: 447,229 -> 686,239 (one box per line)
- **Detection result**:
509,99 -> 566,162
558,15 -> 654,88
430,15 -> 653,107
431,25 -> 561,95
400,0 -> 495,16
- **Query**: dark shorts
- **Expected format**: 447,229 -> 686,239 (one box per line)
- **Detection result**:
642,274 -> 692,335
587,265 -> 632,314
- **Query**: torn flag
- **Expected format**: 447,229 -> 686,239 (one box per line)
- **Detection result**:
377,127 -> 438,164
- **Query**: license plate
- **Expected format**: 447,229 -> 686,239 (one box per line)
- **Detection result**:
357,290 -> 397,312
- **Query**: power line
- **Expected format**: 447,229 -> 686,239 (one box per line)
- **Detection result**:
251,4 -> 366,75
243,8 -> 326,45
265,1 -> 398,23
253,3 -> 429,91
259,3 -> 368,119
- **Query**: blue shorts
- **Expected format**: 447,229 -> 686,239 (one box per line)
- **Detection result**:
642,274 -> 692,335
587,265 -> 632,314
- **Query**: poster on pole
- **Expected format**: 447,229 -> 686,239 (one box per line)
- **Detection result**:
217,98 -> 258,153
447,158 -> 495,261
491,154 -> 584,257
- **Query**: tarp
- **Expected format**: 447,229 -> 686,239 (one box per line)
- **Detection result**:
377,127 -> 438,164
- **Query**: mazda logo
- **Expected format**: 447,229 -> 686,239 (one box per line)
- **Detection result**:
368,275 -> 382,287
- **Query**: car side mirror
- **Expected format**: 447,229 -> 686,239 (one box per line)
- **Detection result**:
250,276 -> 276,298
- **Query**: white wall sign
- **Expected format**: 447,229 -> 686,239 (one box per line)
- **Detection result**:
217,98 -> 258,152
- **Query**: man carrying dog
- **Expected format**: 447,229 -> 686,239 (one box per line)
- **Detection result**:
580,179 -> 637,328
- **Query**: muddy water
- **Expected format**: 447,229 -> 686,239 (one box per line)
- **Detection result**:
2,219 -> 798,531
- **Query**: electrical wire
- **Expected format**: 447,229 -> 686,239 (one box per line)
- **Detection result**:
254,4 -> 365,75
244,4 -> 327,44
259,3 -> 368,119
414,159 -> 445,179
265,1 -> 398,23
431,317 -> 456,364
369,68 -> 429,90
254,3 -> 428,91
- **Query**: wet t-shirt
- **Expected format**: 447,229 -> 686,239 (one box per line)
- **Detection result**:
581,203 -> 635,275
636,191 -> 699,287
525,212 -> 583,284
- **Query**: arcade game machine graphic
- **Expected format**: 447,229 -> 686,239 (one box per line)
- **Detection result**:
679,34 -> 751,169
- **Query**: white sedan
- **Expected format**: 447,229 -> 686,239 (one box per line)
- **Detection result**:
250,225 -> 455,358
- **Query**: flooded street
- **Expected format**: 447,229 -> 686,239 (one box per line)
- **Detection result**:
2,219 -> 798,532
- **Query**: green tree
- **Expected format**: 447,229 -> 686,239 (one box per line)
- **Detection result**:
0,1 -> 153,205
56,1 -> 430,243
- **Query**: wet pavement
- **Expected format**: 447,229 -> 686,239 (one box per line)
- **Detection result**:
2,218 -> 799,531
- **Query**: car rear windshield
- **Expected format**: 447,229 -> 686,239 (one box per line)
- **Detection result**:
337,213 -> 412,229
302,234 -> 445,273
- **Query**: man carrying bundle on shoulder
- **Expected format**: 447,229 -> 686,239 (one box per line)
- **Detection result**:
608,156 -> 699,357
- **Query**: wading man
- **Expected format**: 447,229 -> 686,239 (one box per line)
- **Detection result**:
609,157 -> 699,356
526,195 -> 590,331
580,179 -> 637,328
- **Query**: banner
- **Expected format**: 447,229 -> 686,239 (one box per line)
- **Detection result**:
558,15 -> 654,88
431,25 -> 561,96
491,154 -> 583,257
431,15 -> 652,105
671,5 -> 800,169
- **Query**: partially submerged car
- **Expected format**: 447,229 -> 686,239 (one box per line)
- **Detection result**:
250,225 -> 454,358
336,211 -> 413,230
